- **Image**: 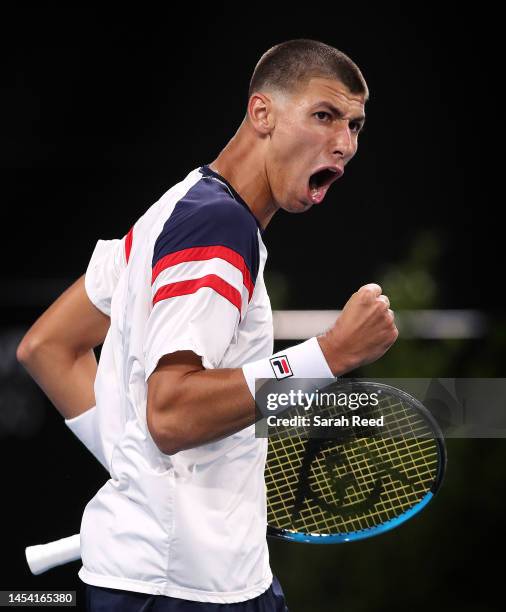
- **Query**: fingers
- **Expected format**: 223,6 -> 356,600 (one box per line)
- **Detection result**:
376,298 -> 397,340
329,284 -> 399,373
386,309 -> 398,343
357,283 -> 382,304
355,286 -> 394,324
357,284 -> 390,310
359,283 -> 382,296
377,294 -> 390,309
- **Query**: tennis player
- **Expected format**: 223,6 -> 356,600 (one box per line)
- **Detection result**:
17,39 -> 398,611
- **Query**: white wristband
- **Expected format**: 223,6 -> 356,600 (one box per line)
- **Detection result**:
65,406 -> 108,470
242,337 -> 335,399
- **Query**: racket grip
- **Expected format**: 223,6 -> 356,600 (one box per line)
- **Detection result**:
25,534 -> 81,575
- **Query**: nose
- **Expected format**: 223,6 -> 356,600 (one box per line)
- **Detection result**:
332,120 -> 356,160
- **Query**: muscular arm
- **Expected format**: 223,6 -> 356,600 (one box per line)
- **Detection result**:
16,275 -> 110,419
147,284 -> 398,456
147,351 -> 256,455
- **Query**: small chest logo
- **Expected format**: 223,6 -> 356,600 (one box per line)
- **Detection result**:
269,355 -> 293,379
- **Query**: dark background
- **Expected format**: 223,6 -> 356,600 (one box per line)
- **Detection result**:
1,3 -> 502,611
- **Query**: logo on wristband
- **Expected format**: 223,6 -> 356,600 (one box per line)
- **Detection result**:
269,355 -> 293,380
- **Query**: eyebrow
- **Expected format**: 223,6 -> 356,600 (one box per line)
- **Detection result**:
312,101 -> 366,127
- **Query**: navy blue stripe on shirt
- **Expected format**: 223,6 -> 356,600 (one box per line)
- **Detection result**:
152,176 -> 260,286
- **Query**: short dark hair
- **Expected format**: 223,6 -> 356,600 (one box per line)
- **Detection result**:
248,39 -> 369,101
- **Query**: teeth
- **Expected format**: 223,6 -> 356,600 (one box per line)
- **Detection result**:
310,186 -> 321,203
329,168 -> 337,173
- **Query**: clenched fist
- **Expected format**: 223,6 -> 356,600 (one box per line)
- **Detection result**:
318,283 -> 398,376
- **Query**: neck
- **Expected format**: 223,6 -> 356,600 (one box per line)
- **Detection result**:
208,118 -> 278,230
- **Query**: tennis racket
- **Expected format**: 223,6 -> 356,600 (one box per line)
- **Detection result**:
26,380 -> 446,573
265,380 -> 446,543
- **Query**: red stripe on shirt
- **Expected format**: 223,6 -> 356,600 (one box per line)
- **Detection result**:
152,246 -> 254,300
152,274 -> 242,315
125,226 -> 134,263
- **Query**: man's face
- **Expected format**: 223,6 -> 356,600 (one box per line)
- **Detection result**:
265,77 -> 366,213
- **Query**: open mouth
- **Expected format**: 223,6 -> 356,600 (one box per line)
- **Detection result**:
308,166 -> 342,205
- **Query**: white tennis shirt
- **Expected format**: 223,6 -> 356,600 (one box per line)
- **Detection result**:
78,165 -> 274,603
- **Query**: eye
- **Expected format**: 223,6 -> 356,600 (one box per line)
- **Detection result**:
314,111 -> 332,122
350,121 -> 363,133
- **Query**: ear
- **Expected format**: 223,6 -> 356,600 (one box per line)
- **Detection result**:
247,92 -> 275,135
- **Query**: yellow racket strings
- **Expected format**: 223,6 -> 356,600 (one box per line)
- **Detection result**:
265,392 -> 440,534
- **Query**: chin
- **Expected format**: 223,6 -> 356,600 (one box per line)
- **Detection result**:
293,200 -> 313,213
278,197 -> 308,213
276,193 -> 313,214
280,203 -> 308,214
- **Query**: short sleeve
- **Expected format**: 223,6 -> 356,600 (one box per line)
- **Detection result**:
144,199 -> 259,379
85,226 -> 134,316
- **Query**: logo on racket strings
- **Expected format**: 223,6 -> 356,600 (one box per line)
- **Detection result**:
269,355 -> 293,379
291,441 -> 420,522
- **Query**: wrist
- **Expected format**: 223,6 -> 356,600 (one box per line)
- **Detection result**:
316,333 -> 354,376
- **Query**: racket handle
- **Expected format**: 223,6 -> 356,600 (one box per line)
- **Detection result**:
25,534 -> 81,575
